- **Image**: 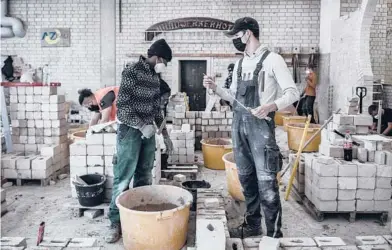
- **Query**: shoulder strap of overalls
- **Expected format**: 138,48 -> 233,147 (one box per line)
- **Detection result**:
236,58 -> 244,86
253,50 -> 271,77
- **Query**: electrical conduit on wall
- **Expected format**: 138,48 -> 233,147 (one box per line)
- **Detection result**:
1,0 -> 26,39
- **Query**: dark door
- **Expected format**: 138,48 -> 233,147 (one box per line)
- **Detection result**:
180,61 -> 207,111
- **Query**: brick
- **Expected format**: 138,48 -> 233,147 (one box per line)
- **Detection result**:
338,177 -> 357,190
376,177 -> 392,188
312,186 -> 337,201
41,145 -> 61,157
357,177 -> 376,190
314,237 -> 346,247
357,162 -> 376,177
353,115 -> 373,126
338,161 -> 357,177
280,238 -> 317,247
86,133 -> 104,145
356,189 -> 374,200
356,236 -> 387,246
333,114 -> 353,125
87,145 -> 104,156
16,156 -> 35,170
377,165 -> 392,177
374,188 -> 392,200
87,156 -> 104,166
338,190 -> 356,200
375,151 -> 387,165
32,156 -> 53,170
356,200 -> 374,212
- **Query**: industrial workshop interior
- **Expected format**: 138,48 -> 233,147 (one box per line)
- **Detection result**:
1,0 -> 392,249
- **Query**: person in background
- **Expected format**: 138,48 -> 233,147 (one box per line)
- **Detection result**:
220,63 -> 235,108
302,65 -> 317,123
158,74 -> 173,168
203,17 -> 299,239
368,104 -> 392,136
106,39 -> 173,243
78,87 -> 119,127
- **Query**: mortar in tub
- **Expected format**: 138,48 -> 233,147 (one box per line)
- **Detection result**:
116,185 -> 193,250
201,138 -> 232,170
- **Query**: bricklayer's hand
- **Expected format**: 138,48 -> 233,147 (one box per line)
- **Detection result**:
140,124 -> 156,139
203,75 -> 217,91
251,103 -> 277,119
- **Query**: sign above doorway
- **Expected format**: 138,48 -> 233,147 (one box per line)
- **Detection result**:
145,17 -> 234,41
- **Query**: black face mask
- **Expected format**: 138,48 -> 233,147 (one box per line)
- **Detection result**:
88,105 -> 100,112
233,38 -> 246,52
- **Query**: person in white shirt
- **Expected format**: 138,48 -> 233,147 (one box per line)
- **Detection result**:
203,17 -> 299,239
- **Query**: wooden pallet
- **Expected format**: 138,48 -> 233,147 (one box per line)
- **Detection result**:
7,168 -> 68,187
302,196 -> 389,225
65,200 -> 109,217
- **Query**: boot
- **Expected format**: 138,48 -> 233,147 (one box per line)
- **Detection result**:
229,222 -> 262,239
105,223 -> 121,243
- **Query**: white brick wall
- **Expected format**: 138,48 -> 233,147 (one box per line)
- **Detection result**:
115,0 -> 321,87
1,0 -> 101,103
385,0 -> 392,86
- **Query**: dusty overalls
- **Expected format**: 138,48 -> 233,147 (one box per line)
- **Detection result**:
232,50 -> 283,238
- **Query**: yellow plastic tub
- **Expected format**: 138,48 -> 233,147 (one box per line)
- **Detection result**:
275,111 -> 293,126
201,138 -> 232,170
287,123 -> 321,152
70,130 -> 87,142
116,185 -> 193,250
283,116 -> 307,131
222,152 -> 245,201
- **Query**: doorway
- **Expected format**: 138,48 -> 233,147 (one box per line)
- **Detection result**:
180,60 -> 207,111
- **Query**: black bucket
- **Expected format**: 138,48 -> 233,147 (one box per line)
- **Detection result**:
73,174 -> 106,207
181,180 -> 211,211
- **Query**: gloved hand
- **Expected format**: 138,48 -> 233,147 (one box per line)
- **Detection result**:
139,124 -> 156,139
163,135 -> 174,155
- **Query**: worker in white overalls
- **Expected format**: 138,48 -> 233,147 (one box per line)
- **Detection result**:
203,17 -> 299,238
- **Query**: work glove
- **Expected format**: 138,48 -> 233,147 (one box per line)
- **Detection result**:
139,124 -> 156,139
163,135 -> 174,155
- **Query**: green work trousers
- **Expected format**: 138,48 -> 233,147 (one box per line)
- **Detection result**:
108,124 -> 156,225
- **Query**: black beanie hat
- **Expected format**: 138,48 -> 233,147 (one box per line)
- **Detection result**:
147,39 -> 172,62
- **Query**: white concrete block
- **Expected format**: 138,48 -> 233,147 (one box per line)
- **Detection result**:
376,177 -> 392,189
356,200 -> 375,212
338,190 -> 356,200
375,151 -> 387,165
374,189 -> 392,200
41,86 -> 57,95
32,166 -> 53,179
41,144 -> 61,157
196,219 -> 225,250
338,161 -> 358,177
312,186 -> 337,201
356,236 -> 387,246
356,189 -> 374,200
357,162 -> 376,177
32,156 -> 53,170
70,156 -> 87,167
104,155 -> 113,167
313,173 -> 338,189
103,133 -> 116,145
34,95 -> 43,103
353,115 -> 373,126
356,126 -> 369,135
3,169 -> 18,179
357,148 -> 368,163
377,165 -> 392,177
105,165 -> 113,177
374,201 -> 391,211
51,119 -> 66,128
51,127 -> 67,136
70,141 -> 87,156
338,177 -> 357,190
87,166 -> 104,175
385,151 -> 392,166
333,114 -> 353,125
87,156 -> 104,166
357,177 -> 376,190
87,145 -> 104,156
314,237 -> 346,247
16,156 -> 36,170
280,238 -> 317,247
368,150 -> 375,162
104,145 -> 116,156
86,133 -> 104,145
1,154 -> 21,169
313,197 -> 337,212
17,169 -> 32,179
50,95 -> 65,104
313,159 -> 338,176
364,141 -> 377,151
258,236 -> 280,250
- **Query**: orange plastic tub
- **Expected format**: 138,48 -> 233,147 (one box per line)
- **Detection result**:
275,111 -> 293,126
222,152 -> 245,201
201,138 -> 232,170
287,123 -> 321,152
283,116 -> 307,131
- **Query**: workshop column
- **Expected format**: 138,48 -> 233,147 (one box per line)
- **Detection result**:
100,0 -> 116,88
317,0 -> 341,123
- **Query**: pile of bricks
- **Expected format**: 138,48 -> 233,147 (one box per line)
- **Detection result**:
168,125 -> 195,164
303,153 -> 392,213
319,114 -> 374,159
166,92 -> 187,122
69,131 -> 162,200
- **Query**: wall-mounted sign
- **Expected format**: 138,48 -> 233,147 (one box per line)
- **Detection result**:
145,17 -> 234,41
41,28 -> 71,47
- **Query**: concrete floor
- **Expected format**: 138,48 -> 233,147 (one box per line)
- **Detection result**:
1,127 -> 391,249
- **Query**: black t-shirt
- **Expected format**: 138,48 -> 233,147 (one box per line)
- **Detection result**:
381,108 -> 392,127
93,91 -> 115,113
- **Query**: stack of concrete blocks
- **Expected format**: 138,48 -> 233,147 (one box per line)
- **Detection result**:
69,131 -> 162,199
303,153 -> 392,213
68,107 -> 93,124
168,125 -> 195,164
320,114 -> 374,159
346,96 -> 359,115
288,153 -> 307,197
9,86 -> 68,155
166,92 -> 187,122
355,136 -> 392,165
